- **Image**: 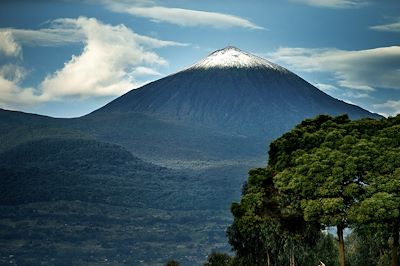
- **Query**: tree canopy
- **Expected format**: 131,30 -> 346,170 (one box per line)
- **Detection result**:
228,114 -> 400,266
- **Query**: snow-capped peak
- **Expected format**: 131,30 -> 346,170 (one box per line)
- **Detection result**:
188,46 -> 287,71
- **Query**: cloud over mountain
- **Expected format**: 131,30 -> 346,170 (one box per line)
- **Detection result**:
0,17 -> 185,109
374,100 -> 400,118
39,17 -> 169,99
268,46 -> 400,91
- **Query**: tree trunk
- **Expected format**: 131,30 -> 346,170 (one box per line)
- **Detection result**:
267,249 -> 271,266
337,224 -> 346,266
289,248 -> 296,266
391,221 -> 399,266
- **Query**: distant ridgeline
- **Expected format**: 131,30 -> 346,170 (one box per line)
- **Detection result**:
0,47 -> 381,265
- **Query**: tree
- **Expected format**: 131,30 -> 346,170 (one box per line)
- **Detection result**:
349,118 -> 400,266
227,169 -> 278,266
228,114 -> 400,266
203,251 -> 233,266
346,225 -> 391,266
165,260 -> 180,266
228,168 -> 321,266
269,115 -> 373,266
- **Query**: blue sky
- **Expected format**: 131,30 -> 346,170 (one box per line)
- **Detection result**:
0,0 -> 399,117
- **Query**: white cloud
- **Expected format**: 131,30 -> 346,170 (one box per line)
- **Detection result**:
0,64 -> 27,83
5,28 -> 83,47
105,2 -> 263,30
2,20 -> 187,48
342,91 -> 371,99
370,21 -> 400,33
39,17 -> 170,99
290,0 -> 368,8
0,76 -> 36,107
373,100 -> 400,117
0,17 -> 185,110
132,66 -> 162,76
315,83 -> 339,92
0,64 -> 44,109
267,46 -> 400,91
0,31 -> 21,57
129,33 -> 188,48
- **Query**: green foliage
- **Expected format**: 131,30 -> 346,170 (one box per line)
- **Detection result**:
313,233 -> 339,266
229,114 -> 400,266
346,225 -> 391,266
228,168 -> 323,265
203,251 -> 233,266
166,260 -> 180,266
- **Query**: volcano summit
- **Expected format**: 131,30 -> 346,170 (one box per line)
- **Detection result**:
188,46 -> 286,70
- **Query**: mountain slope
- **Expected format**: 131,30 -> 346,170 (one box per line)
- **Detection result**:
0,137 -> 242,265
93,46 -> 379,140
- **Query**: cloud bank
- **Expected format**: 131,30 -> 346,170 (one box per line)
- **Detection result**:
268,46 -> 400,91
0,17 -> 185,109
6,19 -> 186,48
39,17 -> 169,99
374,100 -> 400,117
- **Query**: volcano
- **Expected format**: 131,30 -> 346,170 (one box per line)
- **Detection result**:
92,46 -> 379,140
